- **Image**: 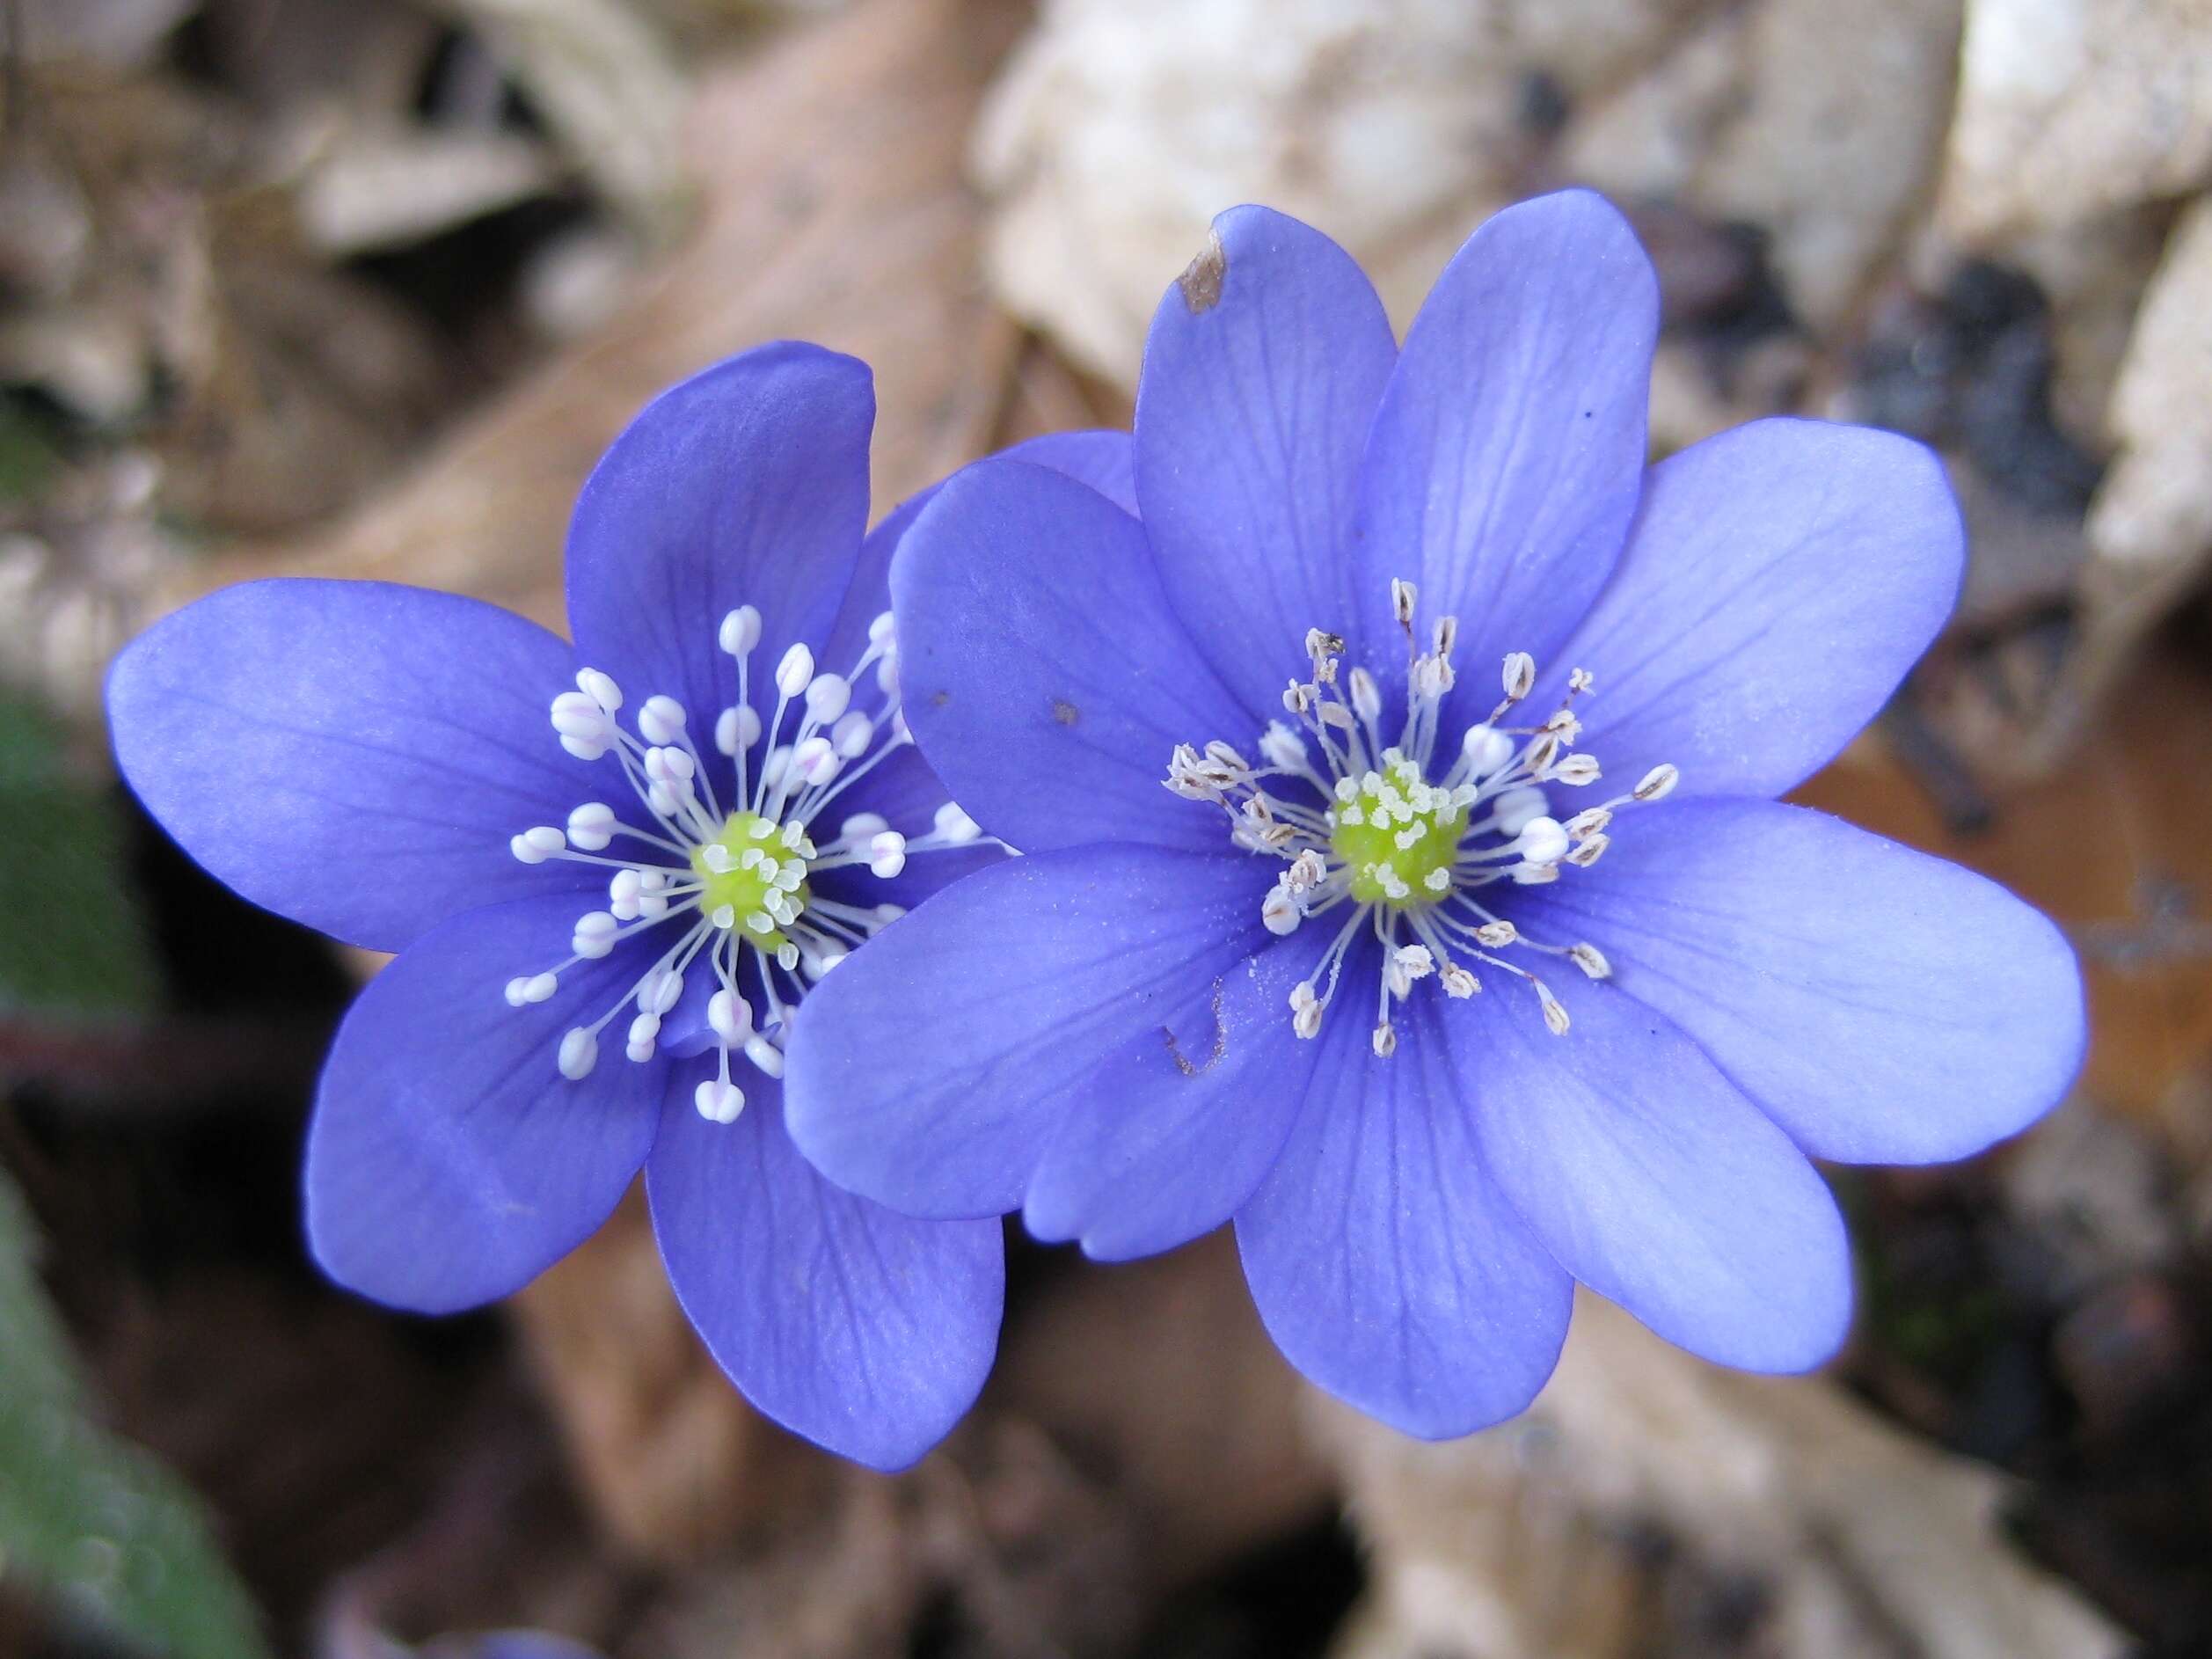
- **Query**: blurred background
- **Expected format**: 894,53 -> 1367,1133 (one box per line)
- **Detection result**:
2,0 -> 2209,1655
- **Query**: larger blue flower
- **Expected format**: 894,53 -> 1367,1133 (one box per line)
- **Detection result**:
106,343 -> 1133,1470
783,194 -> 2087,1439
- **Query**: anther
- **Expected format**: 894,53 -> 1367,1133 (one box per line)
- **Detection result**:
558,1027 -> 598,1080
639,695 -> 688,745
1501,652 -> 1536,701
774,643 -> 814,698
695,1078 -> 745,1122
1633,764 -> 1680,801
719,605 -> 762,657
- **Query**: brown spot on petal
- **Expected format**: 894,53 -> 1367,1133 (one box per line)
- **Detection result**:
1164,980 -> 1228,1076
1178,230 -> 1227,313
1051,698 -> 1079,726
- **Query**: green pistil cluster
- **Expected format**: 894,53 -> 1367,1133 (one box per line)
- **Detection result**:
692,810 -> 809,948
1329,759 -> 1467,906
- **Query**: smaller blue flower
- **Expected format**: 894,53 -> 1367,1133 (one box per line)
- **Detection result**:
783,194 -> 2088,1440
105,342 -> 1132,1470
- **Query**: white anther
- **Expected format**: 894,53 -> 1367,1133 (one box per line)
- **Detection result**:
1565,808 -> 1612,840
720,605 -> 762,657
839,811 -> 889,842
1501,652 -> 1536,702
1568,943 -> 1612,980
1372,1021 -> 1398,1057
868,830 -> 908,879
520,972 -> 558,1004
1511,862 -> 1560,886
510,825 -> 566,865
572,911 -> 618,958
695,1078 -> 746,1123
576,668 -> 623,714
1515,815 -> 1569,866
557,1027 -> 598,1080
794,735 -> 841,786
1568,668 -> 1595,694
566,802 -> 616,851
625,1012 -> 660,1063
1262,881 -> 1301,937
868,610 -> 896,647
1258,723 -> 1308,771
744,1034 -> 785,1078
1634,763 -> 1680,802
551,691 -> 616,758
933,801 -> 982,844
1317,702 -> 1356,731
1493,786 -> 1550,837
1283,681 -> 1315,715
1537,982 -> 1570,1035
1566,833 -> 1610,867
1434,616 -> 1459,656
1286,849 -> 1326,892
718,705 -> 762,757
1412,654 -> 1454,700
503,977 -> 529,1007
646,968 -> 683,1016
1391,578 -> 1417,625
1396,945 -> 1435,979
708,988 -> 753,1043
804,672 -> 851,725
876,651 -> 899,696
775,642 -> 814,698
761,744 -> 792,791
645,745 -> 694,786
608,867 -> 642,918
1551,753 -> 1602,786
1349,667 -> 1382,723
1442,964 -> 1478,998
1475,920 -> 1518,947
830,709 -> 872,757
638,694 -> 688,745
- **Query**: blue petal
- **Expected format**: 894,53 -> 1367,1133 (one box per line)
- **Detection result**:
1234,994 -> 1574,1439
1135,207 -> 1398,726
821,428 -> 1136,672
893,458 -> 1252,855
305,893 -> 662,1313
1453,964 -> 1852,1372
1551,420 -> 1965,797
1516,798 -> 2084,1164
785,844 -> 1301,1258
565,344 -> 873,731
1359,190 -> 1657,712
646,1070 -> 1003,1472
106,579 -> 588,954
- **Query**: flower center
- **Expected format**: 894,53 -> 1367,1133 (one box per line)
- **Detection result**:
501,605 -> 989,1122
1328,756 -> 1465,905
691,810 -> 810,948
1164,575 -> 1678,1056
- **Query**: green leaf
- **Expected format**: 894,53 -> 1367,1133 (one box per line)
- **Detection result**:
0,1168 -> 273,1659
0,691 -> 159,1020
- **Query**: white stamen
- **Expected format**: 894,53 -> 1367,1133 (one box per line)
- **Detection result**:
638,695 -> 688,746
719,605 -> 762,656
775,643 -> 814,698
566,802 -> 616,850
744,1035 -> 785,1078
868,830 -> 908,879
695,1078 -> 745,1122
576,668 -> 623,714
572,911 -> 618,958
558,1027 -> 598,1079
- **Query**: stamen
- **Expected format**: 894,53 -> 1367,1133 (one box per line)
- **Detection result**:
1164,576 -> 1678,1051
502,603 -> 987,1107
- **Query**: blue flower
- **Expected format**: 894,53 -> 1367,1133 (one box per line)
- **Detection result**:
106,343 -> 1132,1469
783,194 -> 2087,1439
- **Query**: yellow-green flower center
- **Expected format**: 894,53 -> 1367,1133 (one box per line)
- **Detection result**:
691,811 -> 809,949
1329,763 -> 1465,907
